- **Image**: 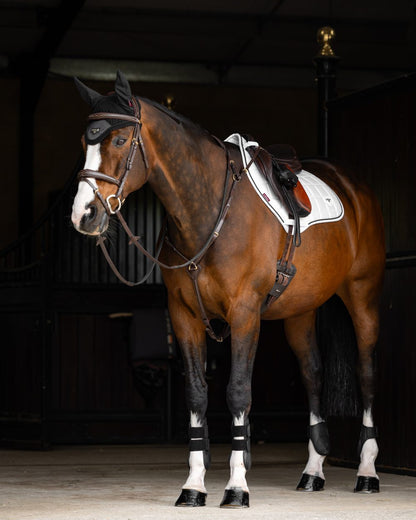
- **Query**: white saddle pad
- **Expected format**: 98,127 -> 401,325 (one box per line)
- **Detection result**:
225,133 -> 344,233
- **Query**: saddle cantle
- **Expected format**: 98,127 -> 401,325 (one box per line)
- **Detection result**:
266,143 -> 302,175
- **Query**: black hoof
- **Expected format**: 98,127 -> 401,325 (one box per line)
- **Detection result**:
296,473 -> 325,491
354,476 -> 380,493
175,488 -> 207,507
220,488 -> 249,508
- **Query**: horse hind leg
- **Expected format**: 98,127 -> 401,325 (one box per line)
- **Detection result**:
338,278 -> 381,493
284,310 -> 329,492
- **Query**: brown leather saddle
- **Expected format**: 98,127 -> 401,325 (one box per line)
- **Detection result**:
256,143 -> 311,218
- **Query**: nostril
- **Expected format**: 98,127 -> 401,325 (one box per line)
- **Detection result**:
88,204 -> 97,221
81,204 -> 97,225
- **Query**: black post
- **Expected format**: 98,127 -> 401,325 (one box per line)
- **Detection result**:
313,27 -> 339,158
17,63 -> 47,237
12,0 -> 86,236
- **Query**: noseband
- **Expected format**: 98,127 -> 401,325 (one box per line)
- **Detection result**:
77,97 -> 149,215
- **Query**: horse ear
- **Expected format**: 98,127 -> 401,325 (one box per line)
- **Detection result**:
114,70 -> 132,108
74,77 -> 103,107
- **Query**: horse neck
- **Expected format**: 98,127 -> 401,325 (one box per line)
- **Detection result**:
143,106 -> 227,255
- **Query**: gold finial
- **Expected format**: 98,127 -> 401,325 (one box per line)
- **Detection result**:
163,94 -> 176,111
317,26 -> 336,57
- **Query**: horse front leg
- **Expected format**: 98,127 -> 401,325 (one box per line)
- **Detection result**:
171,309 -> 210,507
284,311 -> 329,492
220,310 -> 261,508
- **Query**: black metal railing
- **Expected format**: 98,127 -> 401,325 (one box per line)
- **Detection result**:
0,157 -> 164,287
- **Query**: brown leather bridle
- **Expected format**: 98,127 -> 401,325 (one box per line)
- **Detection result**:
76,96 -> 262,341
76,96 -> 252,274
77,96 -> 149,215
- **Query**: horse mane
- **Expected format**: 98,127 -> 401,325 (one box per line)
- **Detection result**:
140,96 -> 216,144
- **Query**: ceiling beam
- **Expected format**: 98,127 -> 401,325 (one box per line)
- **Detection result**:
50,57 -> 410,92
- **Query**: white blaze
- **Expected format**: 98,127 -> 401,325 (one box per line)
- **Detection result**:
71,144 -> 101,229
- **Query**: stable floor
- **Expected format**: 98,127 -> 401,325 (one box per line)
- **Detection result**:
0,443 -> 415,520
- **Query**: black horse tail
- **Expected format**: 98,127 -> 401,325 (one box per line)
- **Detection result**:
316,295 -> 361,417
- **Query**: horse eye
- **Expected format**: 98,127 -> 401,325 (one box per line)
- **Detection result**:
113,137 -> 127,147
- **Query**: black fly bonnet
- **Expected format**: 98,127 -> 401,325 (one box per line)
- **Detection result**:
75,71 -> 148,214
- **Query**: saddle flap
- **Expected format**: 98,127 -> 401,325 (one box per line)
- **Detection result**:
293,182 -> 312,216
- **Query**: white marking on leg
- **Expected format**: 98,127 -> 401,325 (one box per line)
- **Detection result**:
182,412 -> 206,493
303,440 -> 325,479
363,408 -> 374,427
310,412 -> 324,426
71,144 -> 101,229
357,408 -> 379,478
303,413 -> 325,478
225,413 -> 249,492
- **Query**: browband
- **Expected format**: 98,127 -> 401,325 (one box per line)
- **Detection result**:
88,112 -> 141,125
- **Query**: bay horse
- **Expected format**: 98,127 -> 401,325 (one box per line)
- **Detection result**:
71,72 -> 385,507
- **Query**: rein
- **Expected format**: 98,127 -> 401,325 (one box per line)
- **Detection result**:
77,96 -> 261,341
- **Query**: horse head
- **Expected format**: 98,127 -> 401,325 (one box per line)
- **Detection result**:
71,71 -> 149,235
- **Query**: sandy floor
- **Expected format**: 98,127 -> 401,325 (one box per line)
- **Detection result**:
0,443 -> 415,520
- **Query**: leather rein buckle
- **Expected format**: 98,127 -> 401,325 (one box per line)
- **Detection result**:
106,194 -> 123,214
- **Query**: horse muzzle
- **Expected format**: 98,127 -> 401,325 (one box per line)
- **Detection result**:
72,202 -> 109,236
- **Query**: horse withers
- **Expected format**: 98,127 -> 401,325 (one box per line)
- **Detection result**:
71,72 -> 385,507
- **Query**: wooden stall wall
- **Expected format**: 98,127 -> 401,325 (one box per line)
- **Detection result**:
0,180 -> 170,447
327,74 -> 416,473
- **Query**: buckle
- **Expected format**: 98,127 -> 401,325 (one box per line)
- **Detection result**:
106,194 -> 122,214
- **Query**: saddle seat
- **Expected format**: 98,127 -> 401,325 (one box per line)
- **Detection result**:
266,143 -> 303,175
